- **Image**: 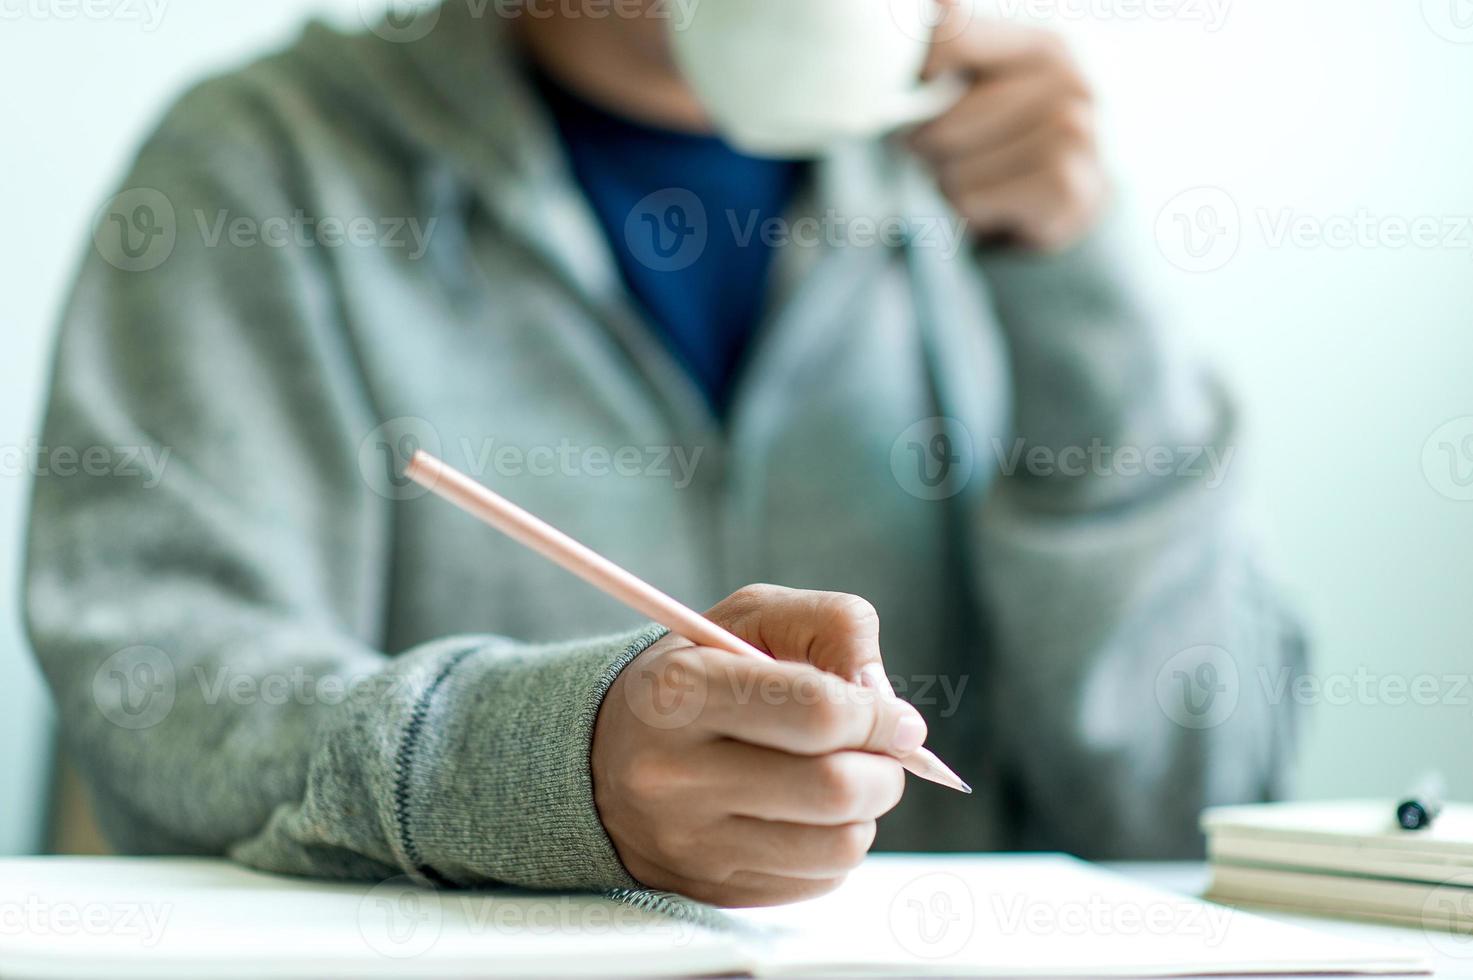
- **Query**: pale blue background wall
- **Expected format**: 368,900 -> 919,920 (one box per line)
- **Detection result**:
2,0 -> 1469,853
1053,0 -> 1473,801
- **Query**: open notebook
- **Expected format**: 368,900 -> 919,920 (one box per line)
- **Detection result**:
0,854 -> 1426,978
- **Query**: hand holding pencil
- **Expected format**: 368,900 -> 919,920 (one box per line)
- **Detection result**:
404,451 -> 968,907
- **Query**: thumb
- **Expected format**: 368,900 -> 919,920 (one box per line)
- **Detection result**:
860,680 -> 931,756
707,585 -> 931,758
790,664 -> 929,758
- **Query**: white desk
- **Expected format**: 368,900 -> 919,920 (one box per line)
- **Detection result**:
1110,863 -> 1473,979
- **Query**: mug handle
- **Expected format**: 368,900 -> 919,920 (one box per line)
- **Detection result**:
869,74 -> 968,133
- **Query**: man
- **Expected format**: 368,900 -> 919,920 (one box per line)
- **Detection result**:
27,0 -> 1302,907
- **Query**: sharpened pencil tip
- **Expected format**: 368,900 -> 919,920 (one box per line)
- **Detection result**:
903,746 -> 972,795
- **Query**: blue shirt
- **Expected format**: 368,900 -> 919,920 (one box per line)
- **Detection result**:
534,70 -> 804,414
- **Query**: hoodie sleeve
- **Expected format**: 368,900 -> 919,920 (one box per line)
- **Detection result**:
24,80 -> 648,890
970,212 -> 1307,858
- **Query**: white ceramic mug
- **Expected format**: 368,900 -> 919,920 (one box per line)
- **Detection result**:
668,0 -> 963,157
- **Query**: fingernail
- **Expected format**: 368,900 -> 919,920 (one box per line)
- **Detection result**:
892,711 -> 928,753
860,663 -> 897,698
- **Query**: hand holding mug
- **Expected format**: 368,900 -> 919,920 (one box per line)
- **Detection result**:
668,0 -> 1105,249
910,13 -> 1108,252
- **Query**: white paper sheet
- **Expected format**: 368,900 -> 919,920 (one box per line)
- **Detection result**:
732,855 -> 1428,977
0,854 -> 1427,979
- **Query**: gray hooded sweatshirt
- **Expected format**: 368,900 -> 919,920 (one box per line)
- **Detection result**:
26,2 -> 1303,893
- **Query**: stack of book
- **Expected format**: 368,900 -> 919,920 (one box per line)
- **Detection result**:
1202,800 -> 1473,929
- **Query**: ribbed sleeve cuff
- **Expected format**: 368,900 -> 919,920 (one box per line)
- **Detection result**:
388,624 -> 667,890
